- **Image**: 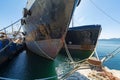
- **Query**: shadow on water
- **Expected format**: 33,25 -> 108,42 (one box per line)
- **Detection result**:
0,49 -> 74,80
0,50 -> 59,80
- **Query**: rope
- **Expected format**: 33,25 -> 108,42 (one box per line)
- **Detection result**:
60,38 -> 90,79
35,76 -> 57,80
0,76 -> 57,80
34,41 -> 54,60
63,39 -> 74,63
29,1 -> 58,59
0,19 -> 22,31
89,0 -> 120,25
59,61 -> 88,80
95,49 -> 100,60
0,77 -> 19,80
60,49 -> 102,79
0,41 -> 13,54
28,24 -> 54,60
101,46 -> 120,62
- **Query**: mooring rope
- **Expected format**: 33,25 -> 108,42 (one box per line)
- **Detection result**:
35,76 -> 57,80
59,61 -> 89,80
63,39 -> 74,63
29,23 -> 54,60
94,48 -> 100,60
0,77 -> 19,80
0,76 -> 58,80
101,46 -> 120,62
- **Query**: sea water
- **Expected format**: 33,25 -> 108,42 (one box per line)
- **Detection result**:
97,40 -> 120,70
0,40 -> 120,79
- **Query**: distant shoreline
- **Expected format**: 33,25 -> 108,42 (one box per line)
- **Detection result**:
99,38 -> 120,41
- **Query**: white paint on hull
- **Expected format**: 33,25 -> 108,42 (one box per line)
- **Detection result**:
26,0 -> 35,10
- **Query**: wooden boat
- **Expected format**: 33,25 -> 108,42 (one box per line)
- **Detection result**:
21,0 -> 81,60
60,25 -> 102,60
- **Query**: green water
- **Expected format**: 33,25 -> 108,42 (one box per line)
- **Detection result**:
0,40 -> 120,79
0,50 -> 74,80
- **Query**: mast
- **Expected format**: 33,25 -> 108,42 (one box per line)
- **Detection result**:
72,12 -> 74,28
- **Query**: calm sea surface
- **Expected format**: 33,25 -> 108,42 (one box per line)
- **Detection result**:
0,40 -> 120,79
97,40 -> 120,70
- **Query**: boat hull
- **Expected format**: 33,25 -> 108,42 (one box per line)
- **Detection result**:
26,39 -> 63,59
23,0 -> 79,60
60,25 -> 102,60
0,39 -> 24,66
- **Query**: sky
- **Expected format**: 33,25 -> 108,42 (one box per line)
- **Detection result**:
0,0 -> 26,31
0,0 -> 120,39
72,0 -> 120,39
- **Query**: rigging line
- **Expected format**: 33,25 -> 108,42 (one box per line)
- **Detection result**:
0,18 -> 22,31
89,0 -> 120,25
